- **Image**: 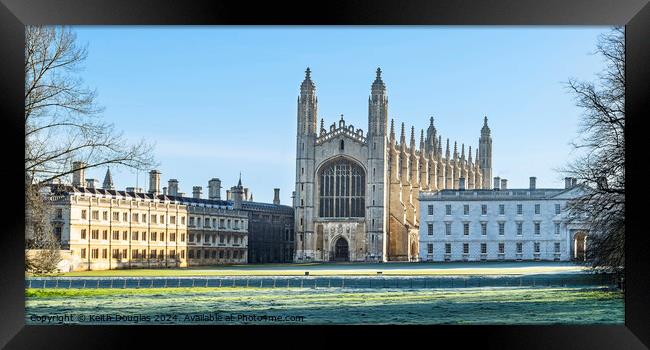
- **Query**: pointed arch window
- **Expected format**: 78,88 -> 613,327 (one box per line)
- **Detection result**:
318,159 -> 365,218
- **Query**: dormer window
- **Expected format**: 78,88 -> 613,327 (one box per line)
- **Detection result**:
340,140 -> 345,151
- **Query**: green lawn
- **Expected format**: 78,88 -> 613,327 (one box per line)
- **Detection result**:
42,261 -> 589,277
25,286 -> 623,325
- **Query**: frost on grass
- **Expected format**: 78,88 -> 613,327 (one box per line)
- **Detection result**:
25,287 -> 623,325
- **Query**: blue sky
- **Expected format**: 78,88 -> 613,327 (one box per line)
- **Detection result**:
72,26 -> 610,204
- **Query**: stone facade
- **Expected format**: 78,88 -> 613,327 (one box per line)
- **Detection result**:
294,68 -> 493,262
418,178 -> 589,262
46,184 -> 189,271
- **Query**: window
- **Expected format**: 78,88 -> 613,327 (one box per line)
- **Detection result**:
517,222 -> 523,235
81,229 -> 87,239
181,216 -> 186,225
219,219 -> 225,229
481,223 -> 487,236
91,248 -> 99,259
102,230 -> 108,240
189,250 -> 194,259
554,242 -> 561,253
171,216 -> 176,224
102,249 -> 107,259
181,234 -> 185,242
481,204 -> 487,215
445,243 -> 451,254
516,242 -> 523,253
555,204 -> 561,214
56,208 -> 63,219
220,235 -> 225,243
189,217 -> 194,226
142,232 -> 147,241
463,223 -> 469,236
113,212 -> 120,221
463,243 -> 469,254
170,233 -> 176,242
103,211 -> 108,221
133,213 -> 139,222
151,232 -> 157,241
91,229 -> 99,240
445,222 -> 451,235
142,214 -> 147,223
318,158 -> 366,218
219,251 -> 224,259
535,204 -> 540,214
445,205 -> 451,215
80,248 -> 86,258
499,204 -> 505,215
152,214 -> 158,224
132,231 -> 139,240
81,210 -> 87,219
427,223 -> 433,236
481,243 -> 487,254
112,230 -> 120,240
517,204 -> 523,215
204,235 -> 209,243
205,219 -> 210,228
498,242 -> 505,254
160,232 -> 165,241
150,250 -> 157,259
534,242 -> 540,253
555,223 -> 560,235
427,205 -> 434,216
92,210 -> 99,220
123,212 -> 128,222
463,204 -> 469,216
197,234 -> 201,242
160,215 -> 165,224
427,243 -> 433,254
122,231 -> 128,240
498,222 -> 505,235
534,222 -> 541,235
181,250 -> 185,259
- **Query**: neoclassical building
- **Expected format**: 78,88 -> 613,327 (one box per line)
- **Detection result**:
293,68 -> 493,262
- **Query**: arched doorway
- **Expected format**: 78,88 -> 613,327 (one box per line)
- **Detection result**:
410,241 -> 418,262
333,237 -> 349,262
573,231 -> 587,261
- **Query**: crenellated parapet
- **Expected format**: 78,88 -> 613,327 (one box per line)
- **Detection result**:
316,114 -> 367,145
386,117 -> 487,191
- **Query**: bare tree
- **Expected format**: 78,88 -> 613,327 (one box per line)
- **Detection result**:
564,27 -> 625,275
25,26 -> 156,186
24,26 -> 157,272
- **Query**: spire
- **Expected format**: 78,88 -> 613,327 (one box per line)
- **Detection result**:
371,67 -> 386,92
437,135 -> 442,156
400,122 -> 406,146
237,172 -> 242,187
320,118 -> 325,132
409,126 -> 415,149
475,147 -> 480,165
468,146 -> 473,163
481,115 -> 491,136
300,66 -> 315,92
102,167 -> 114,190
420,129 -> 425,151
453,141 -> 458,159
389,119 -> 395,142
461,144 -> 466,161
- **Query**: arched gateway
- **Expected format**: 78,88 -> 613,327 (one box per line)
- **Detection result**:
333,237 -> 350,261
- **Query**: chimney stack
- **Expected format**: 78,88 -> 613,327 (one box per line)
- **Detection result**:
493,176 -> 501,190
163,187 -> 167,195
273,188 -> 281,205
168,179 -> 179,196
572,178 -> 577,187
192,186 -> 202,199
72,161 -> 86,187
148,170 -> 161,195
529,177 -> 537,190
243,187 -> 249,201
459,177 -> 465,191
564,177 -> 572,189
208,178 -> 222,200
501,179 -> 507,190
85,178 -> 98,189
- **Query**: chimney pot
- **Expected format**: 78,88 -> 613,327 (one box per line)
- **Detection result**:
493,177 -> 501,190
501,179 -> 507,190
273,188 -> 281,205
529,177 -> 537,190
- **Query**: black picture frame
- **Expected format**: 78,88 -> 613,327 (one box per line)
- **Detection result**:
1,0 -> 648,348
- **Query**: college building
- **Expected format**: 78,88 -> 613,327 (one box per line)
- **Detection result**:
417,176 -> 589,262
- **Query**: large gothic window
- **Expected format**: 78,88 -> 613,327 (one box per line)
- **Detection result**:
318,159 -> 365,218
